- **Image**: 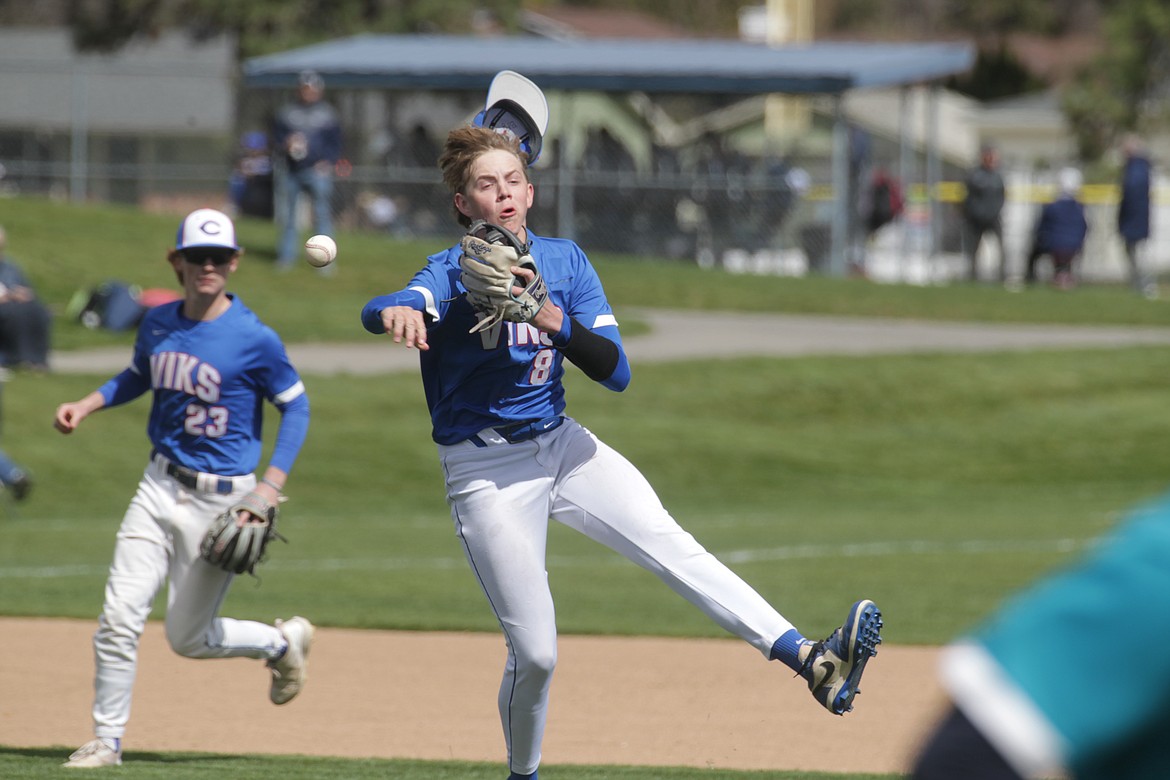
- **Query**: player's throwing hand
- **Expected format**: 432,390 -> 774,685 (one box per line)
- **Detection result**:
53,395 -> 104,434
379,305 -> 429,350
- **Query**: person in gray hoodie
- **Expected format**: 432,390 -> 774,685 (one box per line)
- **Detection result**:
962,144 -> 1007,283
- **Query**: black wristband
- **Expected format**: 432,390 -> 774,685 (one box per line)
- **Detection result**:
557,316 -> 619,382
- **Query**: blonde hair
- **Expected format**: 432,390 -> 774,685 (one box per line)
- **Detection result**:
439,126 -> 529,227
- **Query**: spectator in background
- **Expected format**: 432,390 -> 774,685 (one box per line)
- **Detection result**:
229,131 -> 274,220
1117,134 -> 1156,298
1024,167 -> 1089,291
0,374 -> 31,501
0,445 -> 31,501
865,166 -> 904,237
962,143 -> 1007,283
850,164 -> 905,278
0,226 -> 51,372
273,69 -> 342,272
846,126 -> 873,275
407,123 -> 440,169
357,191 -> 402,235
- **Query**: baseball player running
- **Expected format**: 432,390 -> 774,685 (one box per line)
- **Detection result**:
54,208 -> 314,768
361,125 -> 883,780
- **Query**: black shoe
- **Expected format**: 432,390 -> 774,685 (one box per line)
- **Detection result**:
9,471 -> 31,501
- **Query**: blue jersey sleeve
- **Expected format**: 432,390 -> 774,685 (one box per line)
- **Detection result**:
602,337 -> 631,390
589,323 -> 631,391
361,249 -> 461,333
97,321 -> 156,406
551,240 -> 630,391
568,318 -> 631,390
98,366 -> 151,407
361,289 -> 428,334
269,392 -> 309,474
255,328 -> 309,474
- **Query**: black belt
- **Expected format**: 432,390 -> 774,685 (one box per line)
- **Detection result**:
151,450 -> 237,495
470,416 -> 565,447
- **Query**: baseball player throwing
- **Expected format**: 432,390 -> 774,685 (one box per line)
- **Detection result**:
361,125 -> 883,780
54,208 -> 314,768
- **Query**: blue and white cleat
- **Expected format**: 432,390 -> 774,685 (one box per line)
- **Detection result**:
798,599 -> 883,715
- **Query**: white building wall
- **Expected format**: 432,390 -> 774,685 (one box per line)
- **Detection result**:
0,28 -> 235,134
843,86 -> 982,166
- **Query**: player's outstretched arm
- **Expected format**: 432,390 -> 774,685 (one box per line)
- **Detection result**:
54,391 -> 106,434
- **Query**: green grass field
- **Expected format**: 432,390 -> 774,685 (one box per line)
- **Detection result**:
0,747 -> 897,780
6,348 -> 1168,643
5,194 -> 1170,353
2,195 -> 1169,777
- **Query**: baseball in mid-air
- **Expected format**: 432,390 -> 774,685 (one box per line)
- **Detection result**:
304,234 -> 337,267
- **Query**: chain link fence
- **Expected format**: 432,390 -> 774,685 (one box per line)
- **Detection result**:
1,122 -> 1164,288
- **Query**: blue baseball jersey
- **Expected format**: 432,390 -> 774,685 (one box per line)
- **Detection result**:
362,232 -> 624,444
98,295 -> 307,475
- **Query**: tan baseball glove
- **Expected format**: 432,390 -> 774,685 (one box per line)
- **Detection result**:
200,491 -> 285,576
459,220 -> 549,334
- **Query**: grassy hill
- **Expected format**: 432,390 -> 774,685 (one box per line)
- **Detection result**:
2,194 -> 1168,353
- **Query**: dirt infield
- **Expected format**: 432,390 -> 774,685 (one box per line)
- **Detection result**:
2,617 -> 944,774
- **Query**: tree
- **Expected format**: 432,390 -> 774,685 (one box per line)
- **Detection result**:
944,1 -> 1068,47
63,0 -> 523,59
1063,0 -> 1170,160
946,46 -> 1043,102
545,0 -> 740,37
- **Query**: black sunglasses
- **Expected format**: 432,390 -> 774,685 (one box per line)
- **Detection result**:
181,249 -> 236,266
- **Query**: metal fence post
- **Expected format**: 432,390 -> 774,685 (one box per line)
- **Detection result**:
829,95 -> 849,276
